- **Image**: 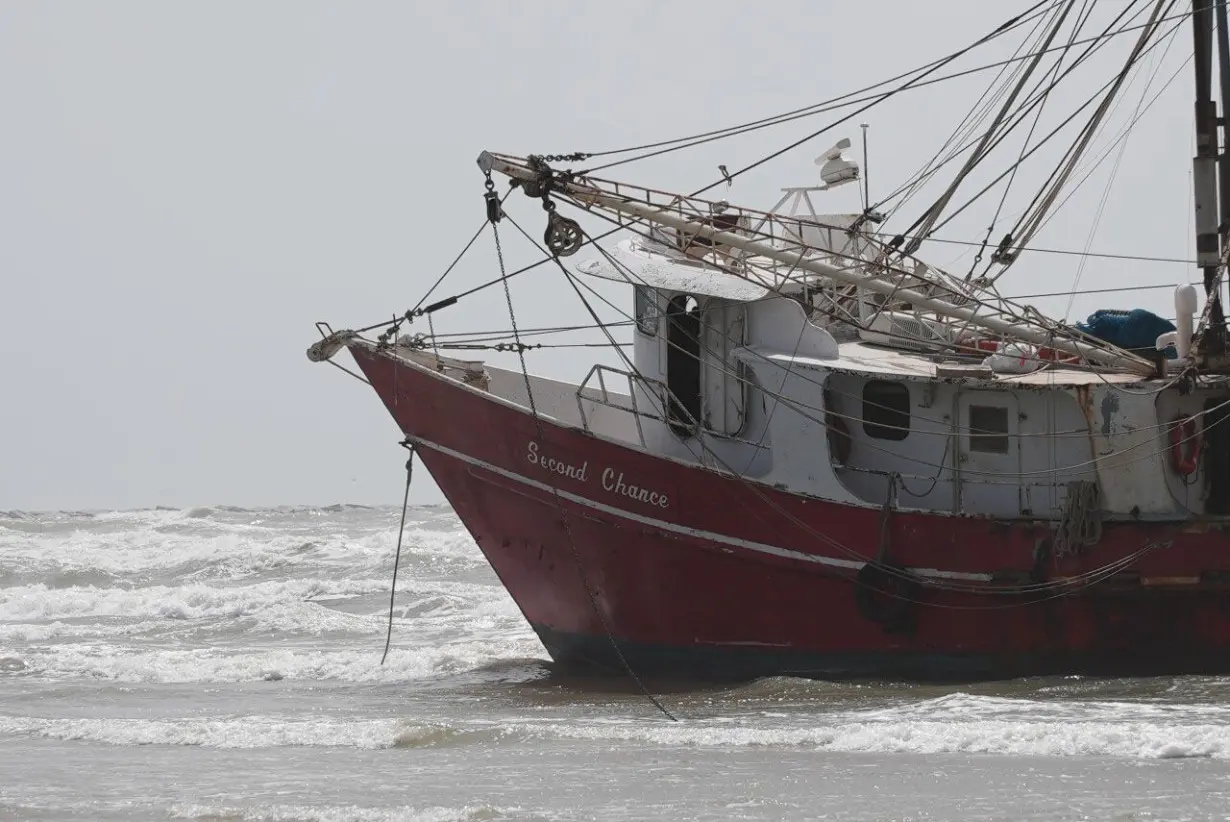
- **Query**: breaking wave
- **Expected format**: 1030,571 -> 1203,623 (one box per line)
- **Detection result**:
2,692 -> 1228,759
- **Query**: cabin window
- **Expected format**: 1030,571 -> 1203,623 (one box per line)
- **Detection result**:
862,381 -> 910,441
634,286 -> 658,336
968,405 -> 1009,454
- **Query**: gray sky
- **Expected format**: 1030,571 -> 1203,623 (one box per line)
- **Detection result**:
1,1 -> 1197,512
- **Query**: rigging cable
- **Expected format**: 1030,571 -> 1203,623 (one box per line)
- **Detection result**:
850,1 -> 1067,218
870,0 -> 1167,216
914,8 -> 1191,247
1030,49 -> 1192,239
966,0 -> 1102,279
1062,8 -> 1179,320
901,0 -> 1082,255
578,7 -> 1197,179
682,2 -> 1071,199
410,219 -> 491,315
990,0 -> 1177,281
488,203 -> 677,723
578,1 -> 1061,171
882,0 -> 1155,245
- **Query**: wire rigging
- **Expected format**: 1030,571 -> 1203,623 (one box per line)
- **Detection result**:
882,0 -> 1160,249
991,0 -> 1177,279
576,5 -> 1196,181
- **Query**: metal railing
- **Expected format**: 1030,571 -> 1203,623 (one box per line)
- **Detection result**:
575,364 -> 687,448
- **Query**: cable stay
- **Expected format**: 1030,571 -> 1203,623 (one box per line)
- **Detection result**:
901,0 -> 1083,256
987,0 -> 1177,281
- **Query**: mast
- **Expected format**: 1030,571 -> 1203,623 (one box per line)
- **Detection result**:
1193,0 -> 1229,361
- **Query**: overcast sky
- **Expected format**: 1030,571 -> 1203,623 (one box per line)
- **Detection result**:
1,1 -> 1198,512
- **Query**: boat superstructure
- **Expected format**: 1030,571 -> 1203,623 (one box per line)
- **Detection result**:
310,1 -> 1230,680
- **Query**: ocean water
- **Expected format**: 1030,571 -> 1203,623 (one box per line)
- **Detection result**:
3,505 -> 1230,822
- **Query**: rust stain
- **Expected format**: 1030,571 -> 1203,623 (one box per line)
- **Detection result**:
1099,391 -> 1120,436
1075,385 -> 1095,423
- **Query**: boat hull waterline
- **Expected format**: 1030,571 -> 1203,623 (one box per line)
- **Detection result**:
351,344 -> 1230,682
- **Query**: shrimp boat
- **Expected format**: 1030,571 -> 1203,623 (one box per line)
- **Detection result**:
310,1 -> 1230,680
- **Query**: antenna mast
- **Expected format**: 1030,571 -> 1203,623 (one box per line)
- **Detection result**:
860,123 -> 870,212
1192,0 -> 1230,363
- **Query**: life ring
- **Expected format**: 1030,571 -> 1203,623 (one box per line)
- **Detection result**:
854,562 -> 921,635
826,413 -> 852,465
1169,415 -> 1201,476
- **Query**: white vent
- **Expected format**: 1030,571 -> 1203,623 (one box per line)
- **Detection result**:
860,311 -> 950,352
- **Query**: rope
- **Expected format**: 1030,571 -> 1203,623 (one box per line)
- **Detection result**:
381,442 -> 415,666
884,3 -> 1061,226
410,220 -> 490,316
489,213 -> 678,722
877,473 -> 901,562
1053,479 -> 1103,560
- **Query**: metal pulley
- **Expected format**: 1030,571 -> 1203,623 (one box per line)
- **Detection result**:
544,211 -> 583,257
483,174 -> 502,223
485,190 -> 502,223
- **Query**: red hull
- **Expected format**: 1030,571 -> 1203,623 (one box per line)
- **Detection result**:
351,345 -> 1230,680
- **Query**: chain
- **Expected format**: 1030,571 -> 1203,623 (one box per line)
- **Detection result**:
434,341 -> 542,353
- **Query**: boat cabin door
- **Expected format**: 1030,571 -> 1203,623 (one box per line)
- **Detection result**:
664,294 -> 747,438
665,295 -> 703,436
955,391 -> 1022,517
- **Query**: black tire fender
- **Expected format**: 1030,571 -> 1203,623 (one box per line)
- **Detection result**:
854,562 -> 922,635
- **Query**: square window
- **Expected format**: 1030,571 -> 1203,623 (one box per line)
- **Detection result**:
862,381 -> 910,441
969,405 -> 1009,454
